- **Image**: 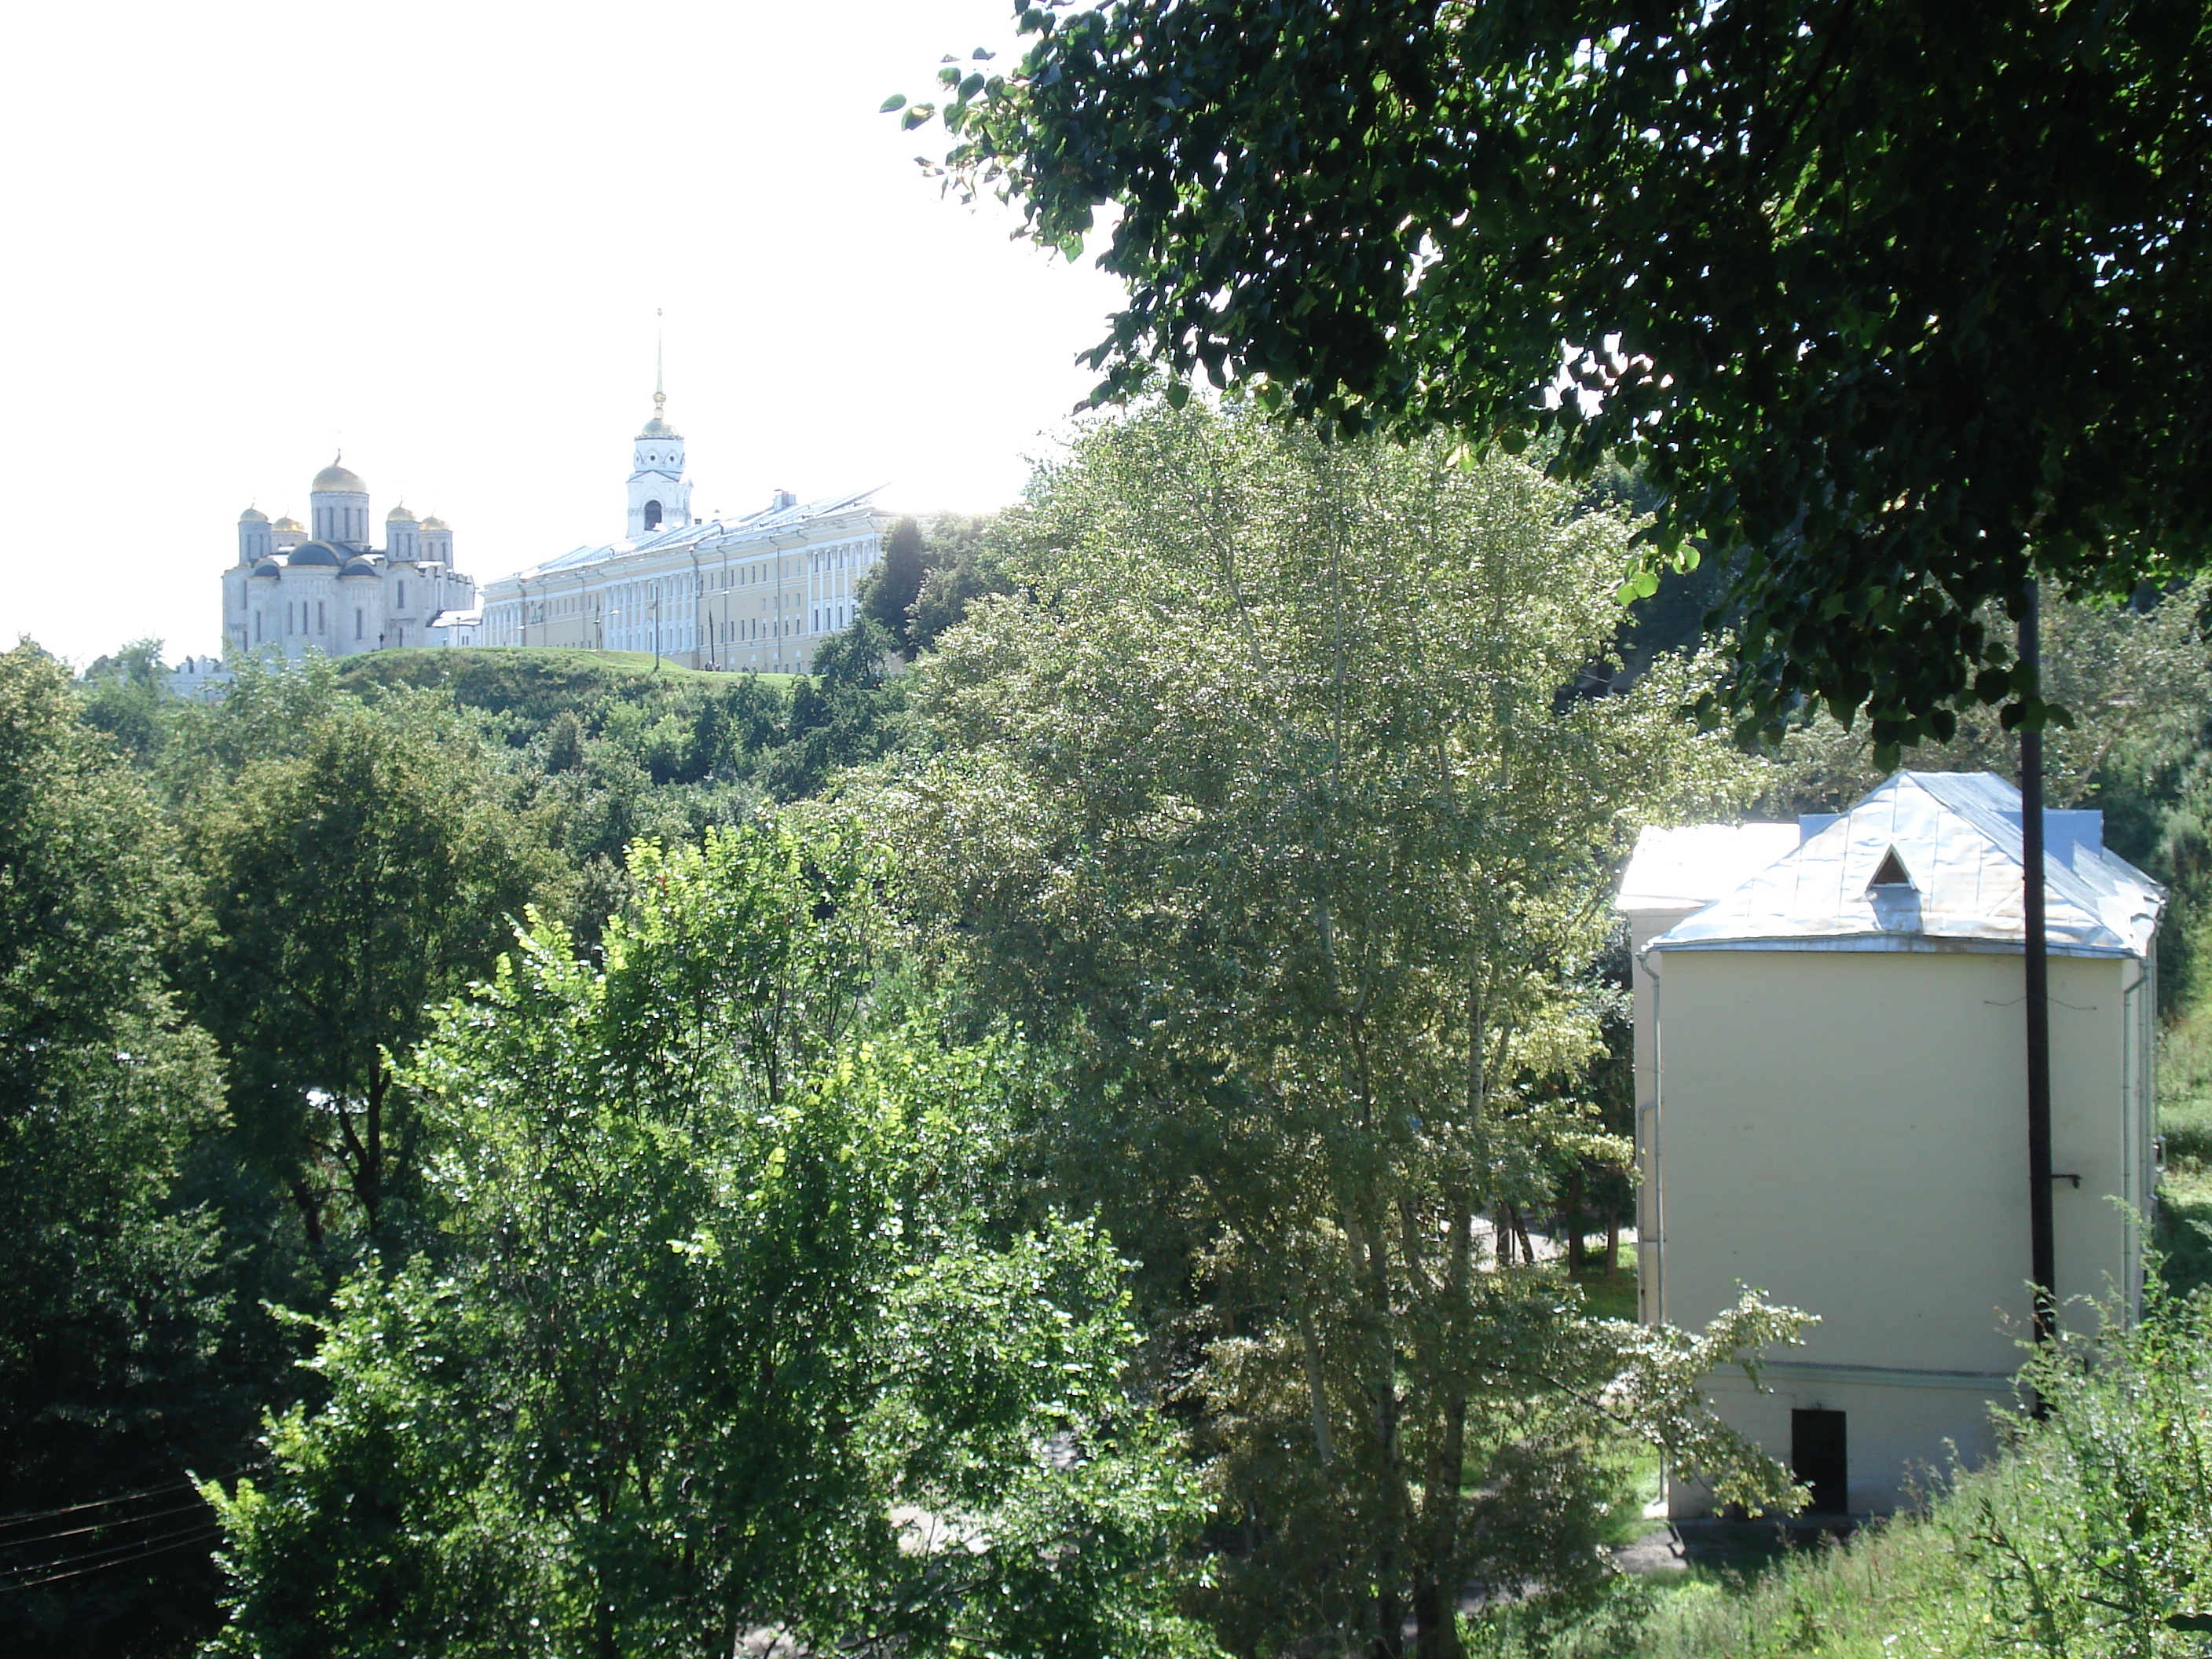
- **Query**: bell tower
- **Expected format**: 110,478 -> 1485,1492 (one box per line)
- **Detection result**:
626,312 -> 692,540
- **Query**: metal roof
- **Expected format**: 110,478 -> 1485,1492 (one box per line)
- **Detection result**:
498,487 -> 882,584
1635,771 -> 2164,960
1617,823 -> 1800,916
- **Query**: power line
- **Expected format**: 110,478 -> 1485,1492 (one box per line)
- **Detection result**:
0,1474 -> 229,1531
0,1521 -> 227,1593
0,1495 -> 214,1550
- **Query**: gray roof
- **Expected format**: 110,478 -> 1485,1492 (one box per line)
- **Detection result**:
502,488 -> 881,583
1636,771 -> 2164,960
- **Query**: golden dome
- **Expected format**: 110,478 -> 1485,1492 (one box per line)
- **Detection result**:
238,505 -> 268,522
311,458 -> 368,494
419,514 -> 449,530
273,515 -> 304,532
386,503 -> 417,522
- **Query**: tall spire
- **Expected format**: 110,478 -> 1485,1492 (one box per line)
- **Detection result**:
654,308 -> 666,426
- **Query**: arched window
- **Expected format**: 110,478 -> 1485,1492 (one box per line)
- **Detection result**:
643,500 -> 663,530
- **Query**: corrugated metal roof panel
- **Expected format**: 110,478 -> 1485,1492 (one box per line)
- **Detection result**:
1617,823 -> 1800,915
1643,771 -> 2163,959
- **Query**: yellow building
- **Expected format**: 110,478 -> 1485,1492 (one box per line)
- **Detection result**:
478,376 -> 883,672
1617,772 -> 2162,1515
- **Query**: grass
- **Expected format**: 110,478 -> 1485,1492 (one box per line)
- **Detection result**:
2156,1009 -> 2212,1296
1569,1243 -> 1639,1324
1467,1503 -> 1995,1659
341,646 -> 802,686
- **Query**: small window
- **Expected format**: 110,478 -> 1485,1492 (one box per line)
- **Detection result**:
1867,847 -> 1914,889
643,500 -> 663,530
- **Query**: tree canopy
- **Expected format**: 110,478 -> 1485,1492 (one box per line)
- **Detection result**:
179,681 -> 566,1251
851,400 -> 1802,1658
205,822 -> 1211,1659
0,644 -> 229,1652
906,1 -> 2212,750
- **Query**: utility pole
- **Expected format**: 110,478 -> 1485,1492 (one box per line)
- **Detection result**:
2020,580 -> 2056,1350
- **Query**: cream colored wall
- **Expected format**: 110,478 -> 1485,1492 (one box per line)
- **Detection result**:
1657,950 -> 2130,1364
1648,947 -> 2148,1513
1681,1371 -> 2009,1518
1627,905 -> 1697,1325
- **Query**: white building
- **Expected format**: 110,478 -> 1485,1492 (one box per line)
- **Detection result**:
222,460 -> 479,659
475,379 -> 884,672
1617,771 -> 2163,1517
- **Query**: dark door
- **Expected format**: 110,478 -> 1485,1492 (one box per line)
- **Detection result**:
1791,1408 -> 1848,1514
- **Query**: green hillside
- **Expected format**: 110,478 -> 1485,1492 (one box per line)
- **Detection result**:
335,646 -> 800,722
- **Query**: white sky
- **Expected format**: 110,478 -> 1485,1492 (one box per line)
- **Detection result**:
0,0 -> 1131,663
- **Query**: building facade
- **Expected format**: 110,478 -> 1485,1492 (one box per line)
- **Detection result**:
1617,772 -> 2162,1517
223,460 -> 479,660
476,383 -> 883,672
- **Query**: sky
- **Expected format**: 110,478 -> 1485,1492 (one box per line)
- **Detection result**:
0,0 -> 1133,664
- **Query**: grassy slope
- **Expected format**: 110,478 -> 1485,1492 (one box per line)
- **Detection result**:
2154,1007 -> 2212,1291
341,646 -> 800,687
334,648 -> 802,726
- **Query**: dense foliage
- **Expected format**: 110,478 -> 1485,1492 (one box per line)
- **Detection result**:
904,0 -> 2212,752
206,823 -> 1211,1658
16,400 -> 2212,1654
853,402 -> 1804,1657
0,645 -> 229,1654
1459,1281 -> 2212,1659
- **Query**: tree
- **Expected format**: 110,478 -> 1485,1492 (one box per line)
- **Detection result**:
861,515 -> 929,650
181,688 -> 567,1253
906,1 -> 2211,749
904,512 -> 1013,655
75,636 -> 178,769
849,401 -> 1804,1659
204,823 -> 1214,1659
0,643 -> 231,1656
1760,576 -> 2212,817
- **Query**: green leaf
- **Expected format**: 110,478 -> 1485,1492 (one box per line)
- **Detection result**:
880,93 -> 907,114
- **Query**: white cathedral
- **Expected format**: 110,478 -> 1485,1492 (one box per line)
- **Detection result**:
224,463 -> 479,660
222,372 -> 884,674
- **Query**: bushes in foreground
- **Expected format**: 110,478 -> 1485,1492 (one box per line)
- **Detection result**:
1467,1281 -> 2212,1658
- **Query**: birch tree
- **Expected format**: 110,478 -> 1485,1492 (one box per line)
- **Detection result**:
850,401 -> 1804,1658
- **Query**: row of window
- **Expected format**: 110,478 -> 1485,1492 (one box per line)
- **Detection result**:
232,580 -> 412,610
489,539 -> 877,650
248,606 -> 393,646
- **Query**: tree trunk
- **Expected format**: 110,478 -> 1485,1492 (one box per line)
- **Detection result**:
1604,1203 -> 1621,1282
1300,1304 -> 1334,1467
1412,1207 -> 1472,1659
1563,1168 -> 1585,1272
1364,1216 -> 1406,1659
